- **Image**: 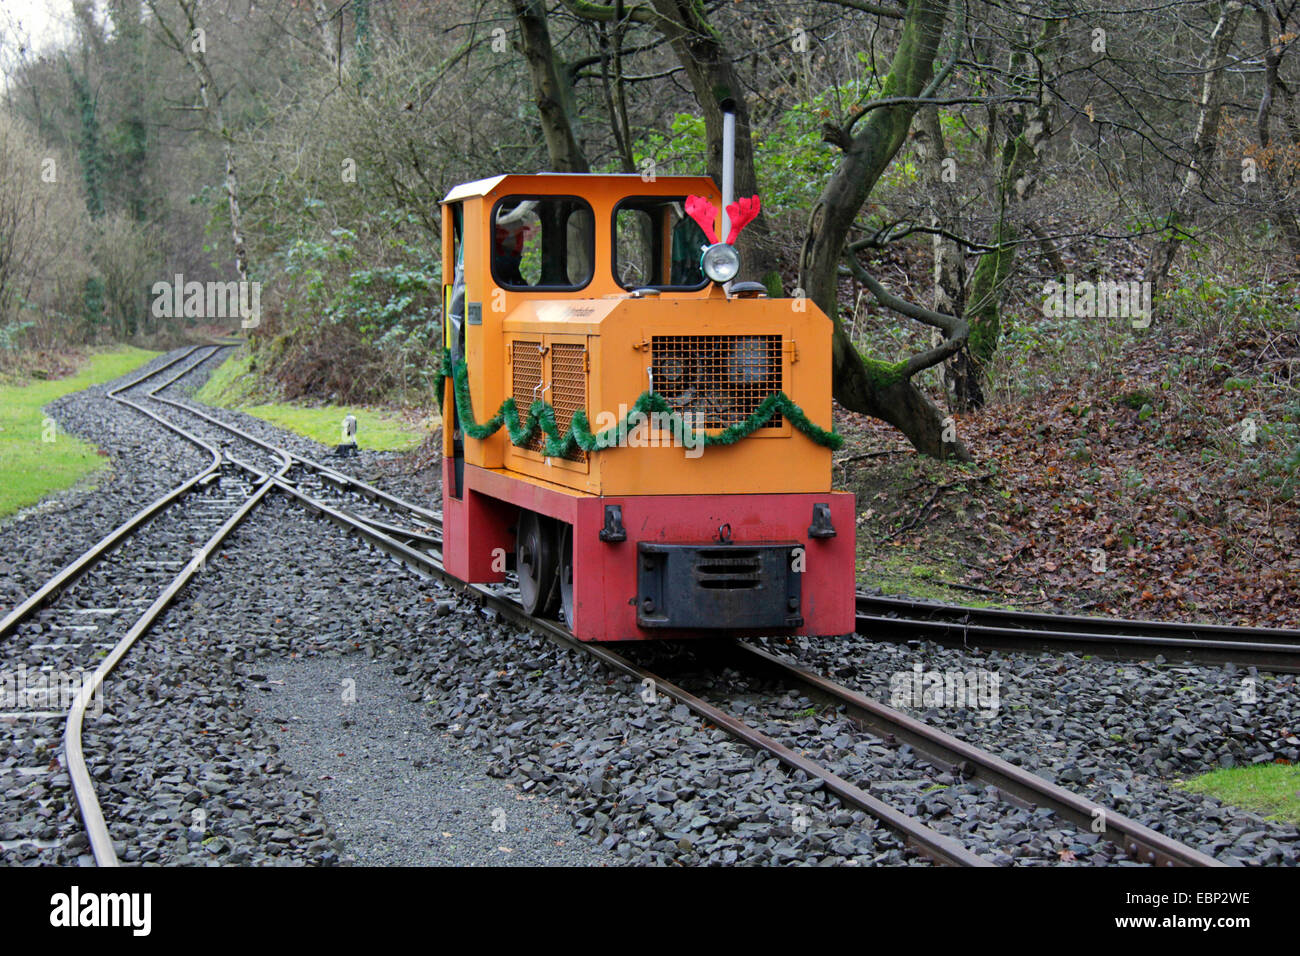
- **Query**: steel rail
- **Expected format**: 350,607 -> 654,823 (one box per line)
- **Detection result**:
856,594 -> 1300,673
51,344 -> 290,864
56,344 -> 436,863
859,593 -> 1300,642
66,467 -> 285,864
731,641 -> 1225,868
148,388 -> 445,542
144,365 -> 441,524
18,342 -> 432,865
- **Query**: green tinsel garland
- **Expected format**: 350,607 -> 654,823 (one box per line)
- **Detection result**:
435,349 -> 843,455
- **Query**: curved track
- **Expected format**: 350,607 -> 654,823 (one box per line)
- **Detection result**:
1,348 -> 284,863
1,344 -> 444,864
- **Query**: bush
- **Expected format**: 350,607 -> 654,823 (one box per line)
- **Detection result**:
251,225 -> 440,404
0,110 -> 97,361
90,211 -> 162,338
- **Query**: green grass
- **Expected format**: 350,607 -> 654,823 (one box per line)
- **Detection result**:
865,548 -> 1009,607
194,350 -> 431,452
190,348 -> 269,406
0,346 -> 160,518
1177,763 -> 1300,824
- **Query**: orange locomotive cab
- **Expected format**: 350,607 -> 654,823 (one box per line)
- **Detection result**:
439,172 -> 855,641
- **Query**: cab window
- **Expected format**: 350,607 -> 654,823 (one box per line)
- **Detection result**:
613,197 -> 709,290
491,196 -> 594,290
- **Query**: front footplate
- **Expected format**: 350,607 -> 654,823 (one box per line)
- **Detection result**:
636,542 -> 803,629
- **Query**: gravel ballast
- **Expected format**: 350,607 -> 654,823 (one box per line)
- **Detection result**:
752,627 -> 1300,865
257,651 -> 613,865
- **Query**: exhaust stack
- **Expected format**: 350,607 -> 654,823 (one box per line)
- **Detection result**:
720,99 -> 736,243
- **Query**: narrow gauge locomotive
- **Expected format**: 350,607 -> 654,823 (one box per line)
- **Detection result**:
438,165 -> 855,641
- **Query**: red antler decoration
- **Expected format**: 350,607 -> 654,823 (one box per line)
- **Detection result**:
725,195 -> 761,245
685,195 -> 719,244
685,194 -> 762,246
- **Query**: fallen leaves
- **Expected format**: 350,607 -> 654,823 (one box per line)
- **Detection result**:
836,311 -> 1299,627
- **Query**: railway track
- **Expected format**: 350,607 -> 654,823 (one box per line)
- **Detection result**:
856,593 -> 1300,673
722,642 -> 1221,866
252,485 -> 1226,866
1,348 -> 287,864
0,343 -> 449,865
146,346 -> 441,543
4,343 -> 1265,867
0,475 -> 265,859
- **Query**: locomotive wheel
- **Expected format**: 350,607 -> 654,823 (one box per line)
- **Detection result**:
516,510 -> 559,616
558,523 -> 574,630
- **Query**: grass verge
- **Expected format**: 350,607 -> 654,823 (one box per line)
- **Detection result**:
194,350 -> 433,452
0,346 -> 160,518
1177,763 -> 1300,824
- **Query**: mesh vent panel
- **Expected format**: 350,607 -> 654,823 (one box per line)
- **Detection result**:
651,335 -> 782,429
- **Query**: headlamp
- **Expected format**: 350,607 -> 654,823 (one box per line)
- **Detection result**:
700,243 -> 741,283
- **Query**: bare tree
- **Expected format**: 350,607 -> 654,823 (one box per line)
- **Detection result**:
1248,0 -> 1300,265
558,0 -> 780,285
511,0 -> 590,172
1147,1 -> 1246,291
0,112 -> 92,337
144,0 -> 249,283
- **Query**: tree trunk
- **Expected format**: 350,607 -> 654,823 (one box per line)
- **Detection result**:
311,0 -> 339,69
912,106 -> 969,409
191,50 -> 249,281
354,0 -> 372,83
797,0 -> 966,459
1252,5 -> 1300,267
950,11 -> 1057,410
914,108 -> 965,320
1148,1 -> 1244,290
512,0 -> 590,173
960,219 -> 1014,409
647,0 -> 778,286
146,0 -> 250,282
107,0 -> 151,225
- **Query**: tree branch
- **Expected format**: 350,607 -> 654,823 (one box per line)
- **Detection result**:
842,252 -> 969,379
820,0 -> 905,19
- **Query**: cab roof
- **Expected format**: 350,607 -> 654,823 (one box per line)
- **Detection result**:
441,172 -> 719,205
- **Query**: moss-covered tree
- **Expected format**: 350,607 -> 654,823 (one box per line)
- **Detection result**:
797,0 -> 970,459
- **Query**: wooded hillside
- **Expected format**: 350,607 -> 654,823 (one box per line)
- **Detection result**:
1,1 -> 1296,469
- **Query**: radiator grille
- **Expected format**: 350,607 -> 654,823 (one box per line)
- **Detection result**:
511,340 -> 545,453
549,343 -> 587,463
651,335 -> 782,430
